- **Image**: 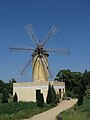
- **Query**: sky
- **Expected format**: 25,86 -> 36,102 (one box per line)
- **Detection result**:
0,0 -> 90,82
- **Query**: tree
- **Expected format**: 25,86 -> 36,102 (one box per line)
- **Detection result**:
55,69 -> 82,98
13,92 -> 18,102
85,84 -> 90,99
8,79 -> 17,94
46,82 -> 54,104
52,85 -> 57,103
83,70 -> 90,86
0,79 -> 17,95
56,93 -> 60,103
77,85 -> 84,106
77,92 -> 83,106
37,93 -> 44,107
2,88 -> 8,103
0,80 -> 5,93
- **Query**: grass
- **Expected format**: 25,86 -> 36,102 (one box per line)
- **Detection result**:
0,97 -> 56,120
60,98 -> 90,120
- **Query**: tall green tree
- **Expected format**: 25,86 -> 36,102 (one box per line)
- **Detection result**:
77,91 -> 83,106
2,88 -> 8,103
77,84 -> 84,106
0,80 -> 5,93
55,69 -> 82,97
52,85 -> 57,103
46,82 -> 54,104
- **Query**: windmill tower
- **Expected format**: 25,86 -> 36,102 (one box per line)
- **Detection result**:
32,47 -> 49,82
9,24 -> 70,82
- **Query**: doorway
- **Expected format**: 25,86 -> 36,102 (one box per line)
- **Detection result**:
59,89 -> 61,99
36,89 -> 41,101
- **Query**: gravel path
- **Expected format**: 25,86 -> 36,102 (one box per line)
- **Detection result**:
24,99 -> 77,120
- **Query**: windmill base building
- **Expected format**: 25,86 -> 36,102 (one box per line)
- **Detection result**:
13,81 -> 65,102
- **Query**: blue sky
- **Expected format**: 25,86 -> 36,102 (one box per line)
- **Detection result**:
0,0 -> 90,82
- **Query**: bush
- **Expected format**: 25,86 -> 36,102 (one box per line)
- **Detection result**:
77,92 -> 83,106
66,91 -> 76,98
52,85 -> 57,104
62,93 -> 66,100
37,93 -> 44,107
56,94 -> 60,103
56,113 -> 62,120
46,82 -> 54,104
85,84 -> 90,99
13,92 -> 18,102
2,88 -> 8,103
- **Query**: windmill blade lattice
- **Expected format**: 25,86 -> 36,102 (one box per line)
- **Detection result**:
24,24 -> 38,46
42,25 -> 58,46
20,56 -> 34,75
45,48 -> 70,55
9,45 -> 35,52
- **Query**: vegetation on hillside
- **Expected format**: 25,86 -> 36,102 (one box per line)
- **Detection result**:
0,99 -> 56,120
0,78 -> 16,95
55,69 -> 90,98
61,98 -> 90,120
55,69 -> 90,120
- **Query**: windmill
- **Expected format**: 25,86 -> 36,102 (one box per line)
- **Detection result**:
9,24 -> 70,82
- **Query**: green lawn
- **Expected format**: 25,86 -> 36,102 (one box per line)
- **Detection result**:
61,98 -> 90,120
0,97 -> 56,120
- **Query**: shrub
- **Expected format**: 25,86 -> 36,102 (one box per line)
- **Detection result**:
77,92 -> 83,106
56,94 -> 60,103
66,91 -> 75,98
2,88 -> 8,103
13,92 -> 18,102
37,93 -> 44,107
62,93 -> 66,100
46,82 -> 54,104
52,85 -> 57,103
85,84 -> 90,99
77,85 -> 84,106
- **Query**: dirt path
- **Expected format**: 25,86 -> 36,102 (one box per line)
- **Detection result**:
24,99 -> 77,120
